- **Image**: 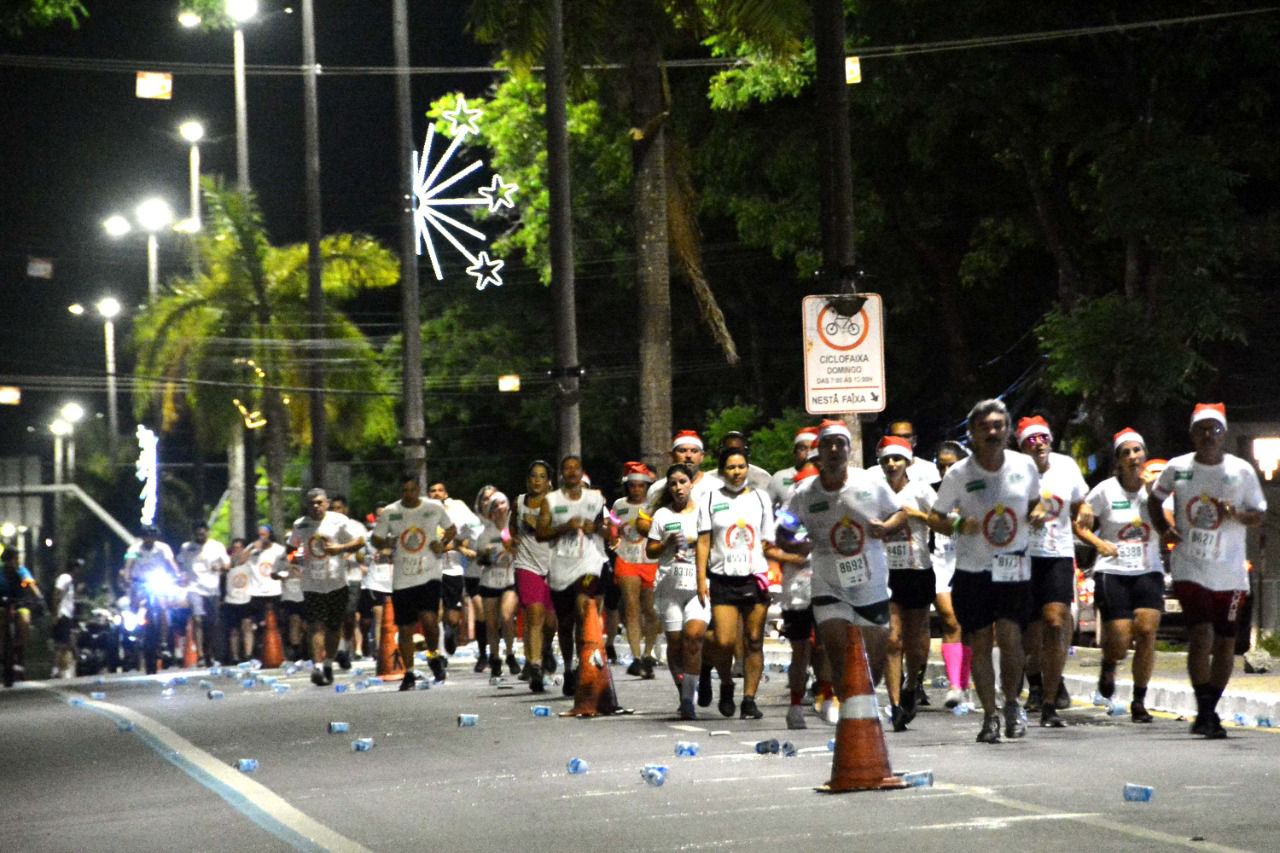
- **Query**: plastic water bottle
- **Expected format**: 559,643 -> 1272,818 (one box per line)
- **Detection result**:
94,677 -> 106,685
161,687 -> 176,698
207,689 -> 225,700
352,680 -> 368,690
237,661 -> 252,671
90,691 -> 106,700
236,758 -> 259,773
68,697 -> 85,708
1123,783 -> 1154,802
827,738 -> 836,752
260,676 -> 277,686
248,658 -> 262,670
781,741 -> 797,758
283,664 -> 299,677
271,683 -> 290,695
642,765 -> 668,787
1258,716 -> 1273,728
199,679 -> 214,690
1108,702 -> 1127,717
366,676 -> 383,686
755,739 -> 780,755
353,667 -> 366,677
208,666 -> 223,677
351,737 -> 374,752
932,675 -> 950,688
241,678 -> 257,689
674,741 -> 700,757
566,758 -> 589,775
169,676 -> 189,686
901,770 -> 934,788
951,702 -> 973,716
328,721 -> 350,734
531,705 -> 552,717
117,720 -> 135,732
1233,713 -> 1257,727
334,683 -> 348,694
1092,691 -> 1109,707
457,713 -> 479,727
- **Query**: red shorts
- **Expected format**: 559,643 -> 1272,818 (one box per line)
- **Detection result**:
515,568 -> 554,610
614,558 -> 657,589
1173,581 -> 1247,637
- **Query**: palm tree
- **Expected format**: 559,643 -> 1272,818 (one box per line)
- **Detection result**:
131,181 -> 400,532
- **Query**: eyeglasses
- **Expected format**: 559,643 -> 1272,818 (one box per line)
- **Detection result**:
1022,434 -> 1051,446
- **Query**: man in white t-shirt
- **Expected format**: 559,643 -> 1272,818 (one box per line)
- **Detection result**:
648,430 -> 725,505
929,400 -> 1047,744
768,427 -> 819,506
177,522 -> 231,666
51,558 -> 81,678
1149,403 -> 1266,738
429,481 -> 482,658
1015,415 -> 1090,727
286,488 -> 367,686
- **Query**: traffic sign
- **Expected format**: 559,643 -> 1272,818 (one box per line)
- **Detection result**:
802,293 -> 885,415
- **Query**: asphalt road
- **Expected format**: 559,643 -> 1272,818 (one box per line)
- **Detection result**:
2,651 -> 1275,853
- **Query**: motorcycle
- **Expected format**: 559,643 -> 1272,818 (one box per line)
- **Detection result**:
75,605 -> 121,677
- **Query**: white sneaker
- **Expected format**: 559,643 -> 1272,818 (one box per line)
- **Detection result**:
944,688 -> 964,709
786,704 -> 807,730
822,696 -> 840,725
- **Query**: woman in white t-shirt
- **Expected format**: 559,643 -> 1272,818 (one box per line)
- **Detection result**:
645,463 -> 710,719
696,448 -> 786,721
511,460 -> 558,693
931,441 -> 970,709
476,491 -> 521,680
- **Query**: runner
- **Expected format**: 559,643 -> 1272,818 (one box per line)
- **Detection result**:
877,419 -> 942,486
697,446 -> 789,720
931,441 -> 971,708
371,473 -> 456,690
928,400 -> 1046,743
512,460 -> 558,693
537,455 -> 608,697
286,488 -> 367,687
720,431 -> 772,491
647,430 -> 724,504
1149,403 -> 1266,738
0,547 -> 44,678
328,495 -> 367,668
644,463 -> 712,719
1074,428 -> 1165,723
275,536 -> 307,662
428,481 -> 482,660
176,522 -> 230,666
359,505 -> 394,659
469,485 -> 500,673
768,427 -> 819,507
876,435 -> 937,731
475,490 -> 521,679
222,537 -> 254,662
1016,415 -> 1090,727
780,420 -> 906,727
773,467 -> 820,729
239,524 -> 284,663
611,461 -> 660,678
50,558 -> 81,679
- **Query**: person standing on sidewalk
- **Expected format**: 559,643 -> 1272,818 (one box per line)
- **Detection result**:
1149,404 -> 1266,738
1075,429 -> 1165,723
1016,416 -> 1091,727
929,399 -> 1047,744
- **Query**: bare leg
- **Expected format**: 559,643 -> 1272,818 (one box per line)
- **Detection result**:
742,603 -> 767,697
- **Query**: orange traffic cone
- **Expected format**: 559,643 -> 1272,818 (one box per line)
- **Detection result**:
183,620 -> 198,668
261,602 -> 284,668
822,625 -> 907,792
377,597 -> 404,678
563,597 -> 620,717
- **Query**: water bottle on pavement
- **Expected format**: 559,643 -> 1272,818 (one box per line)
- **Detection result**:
241,678 -> 257,689
1107,702 -> 1126,716
566,758 -> 589,775
207,689 -> 225,700
780,742 -> 797,757
271,683 -> 290,695
1123,783 -> 1153,802
674,741 -> 700,757
199,679 -> 214,690
160,687 -> 176,698
328,721 -> 350,734
90,691 -> 106,700
351,737 -> 374,752
755,739 -> 780,755
901,770 -> 934,788
334,683 -> 348,694
457,713 -> 479,727
117,720 -> 135,732
236,759 -> 259,773
951,702 -> 973,716
531,705 -> 552,717
642,765 -> 668,787
827,738 -> 836,751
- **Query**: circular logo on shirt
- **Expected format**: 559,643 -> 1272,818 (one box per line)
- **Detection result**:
400,526 -> 428,554
982,505 -> 1018,548
257,559 -> 275,578
1117,521 -> 1150,542
723,520 -> 757,552
306,534 -> 328,559
1186,495 -> 1223,530
231,573 -> 249,588
1039,492 -> 1064,521
830,517 -> 865,557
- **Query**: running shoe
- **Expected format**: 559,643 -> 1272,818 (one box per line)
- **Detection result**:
1055,682 -> 1071,710
740,697 -> 763,720
1205,714 -> 1228,739
679,698 -> 697,721
518,661 -> 532,682
489,655 -> 502,678
427,655 -> 447,683
475,656 -> 490,674
944,688 -> 965,709
443,625 -> 457,656
335,650 -> 351,671
506,653 -> 521,676
1130,701 -> 1153,724
786,704 -> 807,730
1025,683 -> 1043,713
1097,663 -> 1116,699
976,714 -> 1002,744
562,668 -> 577,697
901,683 -> 918,725
1003,699 -> 1026,739
399,671 -> 416,692
718,681 -> 736,718
311,668 -> 326,687
821,697 -> 840,726
542,650 -> 558,674
915,677 -> 931,707
641,656 -> 657,680
626,659 -> 644,677
890,704 -> 909,732
697,668 -> 713,708
605,644 -> 618,664
529,665 -> 545,694
1039,707 -> 1066,728
323,662 -> 335,685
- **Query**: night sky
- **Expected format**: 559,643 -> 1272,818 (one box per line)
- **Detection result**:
0,0 -> 492,460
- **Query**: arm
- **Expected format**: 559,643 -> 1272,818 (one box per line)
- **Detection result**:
431,524 -> 458,556
695,532 -> 711,606
1148,493 -> 1179,544
1072,516 -> 1118,558
868,509 -> 909,539
535,500 -> 555,542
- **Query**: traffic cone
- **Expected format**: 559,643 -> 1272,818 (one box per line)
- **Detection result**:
182,620 -> 198,668
377,597 -> 404,678
562,597 -> 620,717
822,625 -> 907,792
261,602 -> 284,669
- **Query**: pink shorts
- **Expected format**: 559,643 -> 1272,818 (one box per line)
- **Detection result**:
515,568 -> 554,610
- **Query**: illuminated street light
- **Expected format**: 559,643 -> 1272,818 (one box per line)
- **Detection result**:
227,0 -> 260,23
179,120 -> 204,233
179,120 -> 205,143
96,297 -> 122,319
177,9 -> 201,28
68,297 -> 123,453
103,214 -> 132,238
136,197 -> 174,232
49,418 -> 72,437
60,402 -> 85,424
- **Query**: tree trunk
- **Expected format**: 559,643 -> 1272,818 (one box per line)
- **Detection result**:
629,21 -> 673,472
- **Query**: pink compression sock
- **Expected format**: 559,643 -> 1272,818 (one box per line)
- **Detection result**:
960,643 -> 973,690
941,642 -> 963,689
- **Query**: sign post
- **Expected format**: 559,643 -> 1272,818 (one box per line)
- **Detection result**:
802,293 -> 886,416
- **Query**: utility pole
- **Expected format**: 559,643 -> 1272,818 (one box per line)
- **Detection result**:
545,0 -> 582,459
302,0 -> 326,489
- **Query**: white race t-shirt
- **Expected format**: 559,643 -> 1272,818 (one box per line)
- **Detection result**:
224,558 -> 253,605
1026,452 -> 1088,558
247,542 -> 285,597
287,511 -> 365,594
698,486 -> 775,578
785,470 -> 900,606
475,520 -> 516,590
882,479 -> 936,571
54,573 -> 75,619
544,488 -> 607,591
512,495 -> 553,577
1085,478 -> 1162,576
438,498 -> 482,578
648,504 -> 699,592
125,541 -> 178,583
648,471 -> 724,505
1152,452 -> 1266,592
372,499 -> 452,590
872,457 -> 942,487
177,538 -> 230,596
362,542 -> 394,594
612,497 -> 657,566
768,466 -> 805,507
933,451 -> 1042,580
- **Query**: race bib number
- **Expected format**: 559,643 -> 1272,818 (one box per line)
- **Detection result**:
672,562 -> 696,591
1116,542 -> 1145,571
556,530 -> 586,560
988,553 -> 1028,583
885,540 -> 912,570
836,554 -> 871,589
1184,529 -> 1221,563
401,555 -> 426,577
724,548 -> 753,570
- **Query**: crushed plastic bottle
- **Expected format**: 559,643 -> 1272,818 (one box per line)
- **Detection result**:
1108,702 -> 1127,717
1232,713 -> 1257,727
1123,783 -> 1153,802
241,679 -> 257,689
160,687 -> 176,698
236,758 -> 259,773
283,664 -> 300,677
1092,691 -> 1109,707
951,702 -> 974,716
351,737 -> 375,752
328,721 -> 350,734
827,738 -> 836,752
780,741 -> 797,758
116,720 -> 135,733
207,689 -> 225,700
901,770 -> 934,788
169,676 -> 188,687
90,691 -> 106,700
199,679 -> 214,690
352,680 -> 368,691
755,738 -> 781,755
208,666 -> 223,677
674,741 -> 700,757
641,764 -> 668,787
932,675 -> 950,689
68,697 -> 85,708
260,676 -> 278,686
1258,716 -> 1274,728
566,758 -> 589,775
366,677 -> 383,686
237,661 -> 252,671
334,683 -> 348,694
457,713 -> 479,727
531,705 -> 552,717
271,683 -> 290,695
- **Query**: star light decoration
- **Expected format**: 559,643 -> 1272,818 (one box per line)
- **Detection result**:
412,95 -> 519,291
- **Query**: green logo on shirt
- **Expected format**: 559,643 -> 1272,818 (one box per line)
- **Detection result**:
664,522 -> 683,531
616,508 -> 630,517
965,480 -> 986,493
1111,500 -> 1131,510
712,502 -> 730,513
809,501 -> 829,513
554,505 -> 568,514
1175,471 -> 1193,481
389,513 -> 403,521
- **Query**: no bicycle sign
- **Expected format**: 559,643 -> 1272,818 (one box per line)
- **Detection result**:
802,293 -> 886,415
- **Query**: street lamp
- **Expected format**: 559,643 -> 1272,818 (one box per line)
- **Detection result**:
68,297 -> 122,455
136,197 -> 174,298
178,120 -> 205,230
227,0 -> 259,194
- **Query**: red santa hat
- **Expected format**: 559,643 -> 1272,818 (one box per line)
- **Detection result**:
1112,427 -> 1145,453
818,419 -> 852,442
794,427 -> 819,446
671,430 -> 703,451
622,461 -> 655,484
876,436 -> 914,460
1190,402 -> 1227,428
1015,416 -> 1052,445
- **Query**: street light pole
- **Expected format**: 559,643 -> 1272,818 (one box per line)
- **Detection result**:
233,25 -> 250,194
179,120 -> 204,230
301,0 -> 326,489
